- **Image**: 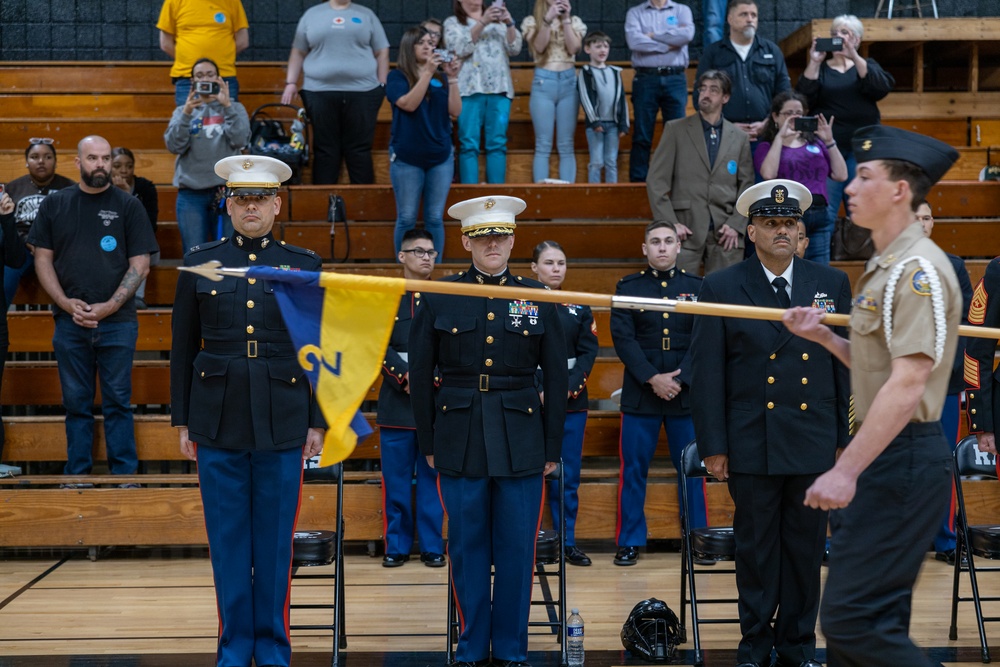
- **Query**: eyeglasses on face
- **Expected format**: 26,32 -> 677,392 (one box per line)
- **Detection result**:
400,248 -> 438,259
29,137 -> 55,145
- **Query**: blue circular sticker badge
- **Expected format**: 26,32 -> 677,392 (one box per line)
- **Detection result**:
100,236 -> 117,252
351,16 -> 363,23
727,160 -> 737,175
806,144 -> 821,154
214,12 -> 226,24
666,15 -> 678,25
430,78 -> 443,88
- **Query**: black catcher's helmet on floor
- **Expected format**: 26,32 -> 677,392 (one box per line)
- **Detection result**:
621,598 -> 682,661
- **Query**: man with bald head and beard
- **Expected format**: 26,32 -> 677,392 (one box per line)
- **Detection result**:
28,136 -> 158,483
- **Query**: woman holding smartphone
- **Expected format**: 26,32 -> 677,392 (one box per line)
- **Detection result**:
531,241 -> 598,566
387,26 -> 462,258
522,0 -> 586,182
444,0 -> 523,184
754,90 -> 847,264
795,14 -> 894,231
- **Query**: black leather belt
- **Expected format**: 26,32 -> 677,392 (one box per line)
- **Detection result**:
442,374 -> 536,392
202,340 -> 296,358
634,66 -> 685,76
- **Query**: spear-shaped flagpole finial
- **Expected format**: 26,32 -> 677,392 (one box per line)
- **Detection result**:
178,261 -> 251,282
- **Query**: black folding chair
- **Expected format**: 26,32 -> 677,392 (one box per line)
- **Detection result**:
678,441 -> 739,666
447,463 -> 568,666
290,462 -> 347,667
949,435 -> 1000,664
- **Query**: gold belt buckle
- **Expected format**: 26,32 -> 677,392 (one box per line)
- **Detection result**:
479,374 -> 489,391
662,337 -> 671,351
247,340 -> 258,358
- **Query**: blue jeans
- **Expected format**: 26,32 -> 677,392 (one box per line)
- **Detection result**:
702,0 -> 728,48
176,187 -> 232,254
585,122 -> 621,183
802,201 -> 834,265
629,71 -> 688,182
457,93 -> 512,184
53,317 -> 139,475
4,251 -> 32,309
390,153 -> 453,259
827,150 -> 857,223
174,76 -> 240,107
529,68 -> 578,182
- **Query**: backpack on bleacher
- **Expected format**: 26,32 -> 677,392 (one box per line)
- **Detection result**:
248,103 -> 310,184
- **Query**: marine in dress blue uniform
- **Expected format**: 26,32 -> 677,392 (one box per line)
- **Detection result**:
377,229 -> 445,567
692,180 -> 852,667
610,221 -> 708,566
409,196 -> 568,667
170,156 -> 325,667
966,255 -> 1000,459
783,128 -> 961,667
547,300 -> 598,565
531,240 -> 600,566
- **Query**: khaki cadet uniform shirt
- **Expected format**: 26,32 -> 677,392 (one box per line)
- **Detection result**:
849,221 -> 962,424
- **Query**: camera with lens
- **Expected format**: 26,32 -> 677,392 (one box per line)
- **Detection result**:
194,81 -> 220,96
434,49 -> 454,63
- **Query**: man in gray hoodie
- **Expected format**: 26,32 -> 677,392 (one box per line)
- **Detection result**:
164,56 -> 250,253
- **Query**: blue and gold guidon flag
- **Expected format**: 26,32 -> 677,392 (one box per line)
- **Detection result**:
245,267 -> 405,465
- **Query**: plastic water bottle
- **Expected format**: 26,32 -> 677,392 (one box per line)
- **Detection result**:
567,608 -> 585,666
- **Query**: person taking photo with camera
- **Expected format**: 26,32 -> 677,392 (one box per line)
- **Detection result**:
754,90 -> 847,264
387,25 -> 462,258
164,57 -> 250,254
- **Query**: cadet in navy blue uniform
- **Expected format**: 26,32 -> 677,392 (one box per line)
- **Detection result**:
531,240 -> 599,566
170,156 -> 325,667
377,228 -> 445,568
610,220 -> 708,566
410,196 -> 568,667
693,180 -> 851,667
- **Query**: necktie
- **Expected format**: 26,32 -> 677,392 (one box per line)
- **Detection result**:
772,276 -> 790,308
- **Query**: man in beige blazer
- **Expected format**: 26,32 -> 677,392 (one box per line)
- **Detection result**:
646,69 -> 754,274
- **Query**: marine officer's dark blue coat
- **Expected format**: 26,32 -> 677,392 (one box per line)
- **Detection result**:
409,265 -> 567,663
170,231 -> 324,667
611,266 -> 708,545
376,290 -> 444,557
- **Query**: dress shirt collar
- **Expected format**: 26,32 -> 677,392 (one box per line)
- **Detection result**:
760,260 -> 794,294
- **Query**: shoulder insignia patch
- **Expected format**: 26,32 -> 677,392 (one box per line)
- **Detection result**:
910,269 -> 932,296
969,280 -> 988,325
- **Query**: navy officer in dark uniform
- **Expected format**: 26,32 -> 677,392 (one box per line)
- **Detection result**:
692,179 -> 852,667
377,228 -> 445,568
409,195 -> 568,667
610,220 -> 708,566
170,155 -> 325,667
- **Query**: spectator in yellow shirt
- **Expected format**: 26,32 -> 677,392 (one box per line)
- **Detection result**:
157,0 -> 250,106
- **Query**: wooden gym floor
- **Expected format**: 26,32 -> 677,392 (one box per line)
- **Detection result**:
0,543 -> 994,666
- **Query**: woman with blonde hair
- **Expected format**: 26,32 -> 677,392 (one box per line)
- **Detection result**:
522,0 -> 586,182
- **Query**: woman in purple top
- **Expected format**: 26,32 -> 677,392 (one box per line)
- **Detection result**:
754,90 -> 847,264
386,26 -> 463,259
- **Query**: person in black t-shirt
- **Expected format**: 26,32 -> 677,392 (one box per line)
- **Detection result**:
0,192 -> 27,474
112,147 -> 160,309
2,138 -> 75,308
27,136 -> 159,483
